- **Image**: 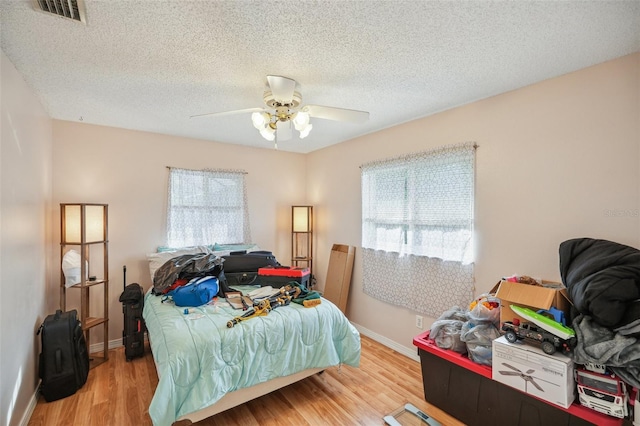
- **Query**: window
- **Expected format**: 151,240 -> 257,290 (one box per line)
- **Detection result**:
166,168 -> 251,248
360,142 -> 476,317
362,143 -> 475,262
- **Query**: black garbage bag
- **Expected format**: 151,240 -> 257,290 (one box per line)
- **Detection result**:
560,238 -> 640,329
153,253 -> 224,295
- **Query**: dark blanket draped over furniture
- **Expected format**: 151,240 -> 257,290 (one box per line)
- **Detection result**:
560,238 -> 640,387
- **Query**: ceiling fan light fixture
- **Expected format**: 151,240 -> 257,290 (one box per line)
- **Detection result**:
259,125 -> 276,141
251,111 -> 271,129
293,111 -> 310,131
299,123 -> 313,139
260,129 -> 275,141
192,76 -> 369,147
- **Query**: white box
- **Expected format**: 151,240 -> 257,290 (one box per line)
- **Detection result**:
492,335 -> 575,408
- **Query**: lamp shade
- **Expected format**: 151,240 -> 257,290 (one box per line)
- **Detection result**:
292,206 -> 312,232
299,123 -> 313,139
293,111 -> 310,130
252,111 -> 271,129
62,204 -> 107,243
259,126 -> 276,141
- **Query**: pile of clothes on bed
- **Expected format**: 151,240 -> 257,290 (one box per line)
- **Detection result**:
561,238 -> 640,387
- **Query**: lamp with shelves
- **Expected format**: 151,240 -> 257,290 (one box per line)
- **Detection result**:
291,206 -> 313,277
60,203 -> 109,368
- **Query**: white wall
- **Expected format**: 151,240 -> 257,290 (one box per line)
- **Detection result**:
0,50 -> 53,426
51,121 -> 308,346
308,53 -> 640,356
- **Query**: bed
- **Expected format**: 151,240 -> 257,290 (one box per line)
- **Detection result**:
142,284 -> 361,425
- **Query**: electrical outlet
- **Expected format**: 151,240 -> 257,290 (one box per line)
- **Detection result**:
415,315 -> 423,329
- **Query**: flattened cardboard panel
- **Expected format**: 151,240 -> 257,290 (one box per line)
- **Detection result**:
323,244 -> 355,314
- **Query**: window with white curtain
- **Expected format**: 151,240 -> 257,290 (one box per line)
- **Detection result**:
361,142 -> 476,318
166,168 -> 251,248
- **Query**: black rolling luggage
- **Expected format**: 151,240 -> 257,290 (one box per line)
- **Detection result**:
221,251 -> 281,288
38,309 -> 90,402
222,251 -> 280,272
119,266 -> 145,361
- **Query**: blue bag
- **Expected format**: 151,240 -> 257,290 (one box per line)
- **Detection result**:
168,276 -> 219,307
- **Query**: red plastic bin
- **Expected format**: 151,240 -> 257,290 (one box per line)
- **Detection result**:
413,331 -> 626,426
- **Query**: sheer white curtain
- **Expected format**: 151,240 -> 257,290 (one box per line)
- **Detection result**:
361,142 -> 476,318
166,168 -> 251,248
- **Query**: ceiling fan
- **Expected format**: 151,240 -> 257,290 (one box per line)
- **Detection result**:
190,75 -> 369,144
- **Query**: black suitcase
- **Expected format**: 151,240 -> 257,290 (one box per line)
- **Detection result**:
119,266 -> 146,361
38,309 -> 90,402
224,271 -> 260,286
221,251 -> 280,274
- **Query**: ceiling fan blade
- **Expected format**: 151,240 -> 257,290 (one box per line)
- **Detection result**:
303,105 -> 369,123
267,75 -> 296,104
190,107 -> 265,119
276,120 -> 292,141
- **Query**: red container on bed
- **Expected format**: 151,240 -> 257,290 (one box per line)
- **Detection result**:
257,266 -> 311,288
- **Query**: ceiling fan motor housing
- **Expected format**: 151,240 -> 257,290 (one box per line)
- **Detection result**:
263,90 -> 302,110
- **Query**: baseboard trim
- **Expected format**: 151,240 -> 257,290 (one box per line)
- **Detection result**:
92,328 -> 419,362
20,380 -> 40,426
351,322 -> 420,362
88,334 -> 151,354
89,338 -> 124,353
89,329 -> 417,364
90,328 -> 418,363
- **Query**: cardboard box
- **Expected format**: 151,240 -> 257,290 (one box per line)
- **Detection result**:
492,335 -> 575,408
494,279 -> 571,326
323,244 -> 355,314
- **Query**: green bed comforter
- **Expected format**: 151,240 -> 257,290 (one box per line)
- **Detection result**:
143,288 -> 361,425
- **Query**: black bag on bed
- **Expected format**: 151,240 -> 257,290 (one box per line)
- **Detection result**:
153,253 -> 224,295
221,251 -> 280,273
38,309 -> 90,402
215,270 -> 243,297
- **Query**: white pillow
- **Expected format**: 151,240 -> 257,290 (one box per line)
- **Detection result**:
146,245 -> 211,282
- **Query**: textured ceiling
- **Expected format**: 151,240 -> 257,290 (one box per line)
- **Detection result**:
1,1 -> 639,153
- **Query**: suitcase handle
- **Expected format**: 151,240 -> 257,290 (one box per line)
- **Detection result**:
55,348 -> 62,373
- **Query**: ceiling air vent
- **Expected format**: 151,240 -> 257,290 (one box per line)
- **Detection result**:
32,0 -> 87,24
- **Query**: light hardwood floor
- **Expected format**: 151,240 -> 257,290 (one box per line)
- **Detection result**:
28,335 -> 464,425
